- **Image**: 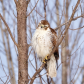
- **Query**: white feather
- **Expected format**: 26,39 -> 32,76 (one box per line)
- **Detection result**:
32,28 -> 53,59
47,54 -> 57,78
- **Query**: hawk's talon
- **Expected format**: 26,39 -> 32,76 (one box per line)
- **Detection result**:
42,55 -> 49,63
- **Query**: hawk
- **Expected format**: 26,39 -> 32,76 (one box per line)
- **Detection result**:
32,20 -> 59,78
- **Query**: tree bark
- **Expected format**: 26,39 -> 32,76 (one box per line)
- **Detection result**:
61,41 -> 67,84
61,0 -> 69,84
16,1 -> 28,84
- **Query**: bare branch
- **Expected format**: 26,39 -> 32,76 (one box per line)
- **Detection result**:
69,25 -> 84,30
55,14 -> 84,31
43,0 -> 48,19
0,14 -> 18,47
0,57 -> 7,77
27,0 -> 39,16
73,69 -> 82,84
73,14 -> 84,20
0,78 -> 5,84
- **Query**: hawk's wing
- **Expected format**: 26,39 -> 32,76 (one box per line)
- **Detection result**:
50,28 -> 59,69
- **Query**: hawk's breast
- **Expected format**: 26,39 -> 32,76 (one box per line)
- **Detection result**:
32,28 -> 53,60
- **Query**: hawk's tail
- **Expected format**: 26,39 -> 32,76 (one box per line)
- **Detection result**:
47,54 -> 57,78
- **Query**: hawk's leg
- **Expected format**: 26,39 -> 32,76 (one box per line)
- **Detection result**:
42,55 -> 50,63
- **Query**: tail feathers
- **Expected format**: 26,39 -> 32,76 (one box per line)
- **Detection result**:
47,54 -> 57,78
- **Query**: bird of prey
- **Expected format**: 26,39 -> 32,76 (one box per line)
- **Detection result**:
32,20 -> 59,78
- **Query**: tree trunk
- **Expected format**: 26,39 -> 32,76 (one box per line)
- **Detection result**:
16,1 -> 28,84
61,42 -> 67,84
61,0 -> 69,84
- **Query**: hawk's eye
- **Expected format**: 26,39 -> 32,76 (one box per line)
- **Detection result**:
41,25 -> 44,28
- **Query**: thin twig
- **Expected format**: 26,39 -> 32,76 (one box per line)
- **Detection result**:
27,0 -> 39,16
43,0 -> 48,19
55,14 -> 84,30
73,14 -> 84,20
0,78 -> 5,84
0,14 -> 18,47
69,25 -> 84,30
0,57 -> 7,77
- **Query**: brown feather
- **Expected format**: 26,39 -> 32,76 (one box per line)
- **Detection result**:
50,28 -> 59,69
40,20 -> 50,27
38,20 -> 50,28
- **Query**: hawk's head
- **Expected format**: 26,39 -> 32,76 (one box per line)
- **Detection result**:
37,20 -> 50,30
